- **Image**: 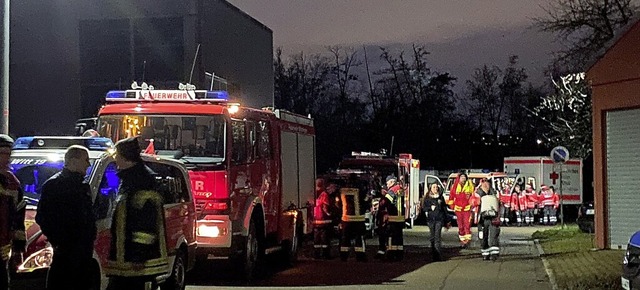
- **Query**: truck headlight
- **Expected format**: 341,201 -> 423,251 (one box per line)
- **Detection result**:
18,246 -> 53,273
198,224 -> 224,238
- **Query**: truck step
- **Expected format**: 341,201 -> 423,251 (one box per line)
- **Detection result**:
265,246 -> 283,255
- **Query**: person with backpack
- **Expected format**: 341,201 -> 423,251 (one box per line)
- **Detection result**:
477,178 -> 500,261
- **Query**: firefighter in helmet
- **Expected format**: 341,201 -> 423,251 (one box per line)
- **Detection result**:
337,174 -> 368,262
104,137 -> 167,290
375,175 -> 404,261
313,181 -> 336,259
0,135 -> 25,288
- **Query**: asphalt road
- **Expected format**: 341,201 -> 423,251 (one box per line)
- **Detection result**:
12,224 -> 552,290
187,224 -> 551,289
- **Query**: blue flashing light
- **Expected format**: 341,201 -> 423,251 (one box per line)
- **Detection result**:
12,137 -> 33,149
13,136 -> 114,151
205,91 -> 228,100
631,230 -> 640,248
106,91 -> 126,99
86,137 -> 114,150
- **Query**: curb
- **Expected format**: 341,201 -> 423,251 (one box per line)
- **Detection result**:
534,239 -> 558,290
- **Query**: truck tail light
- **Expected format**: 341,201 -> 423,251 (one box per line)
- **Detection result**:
204,201 -> 228,211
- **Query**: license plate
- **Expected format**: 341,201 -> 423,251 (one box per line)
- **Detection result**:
622,277 -> 630,290
586,209 -> 595,215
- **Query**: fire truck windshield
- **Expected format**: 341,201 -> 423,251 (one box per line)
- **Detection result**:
10,156 -> 96,206
97,114 -> 226,163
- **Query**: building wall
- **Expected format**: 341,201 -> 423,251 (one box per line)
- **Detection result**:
588,21 -> 640,249
198,0 -> 274,108
9,0 -> 271,137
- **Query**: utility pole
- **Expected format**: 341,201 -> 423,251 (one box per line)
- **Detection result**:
559,164 -> 565,229
0,0 -> 9,134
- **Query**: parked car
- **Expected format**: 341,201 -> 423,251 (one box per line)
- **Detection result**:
622,230 -> 640,290
577,201 -> 595,233
11,136 -> 196,290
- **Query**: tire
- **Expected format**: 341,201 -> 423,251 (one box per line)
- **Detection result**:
240,219 -> 260,280
161,250 -> 187,290
88,260 -> 101,290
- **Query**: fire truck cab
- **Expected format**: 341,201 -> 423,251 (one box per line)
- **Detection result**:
94,85 -> 316,279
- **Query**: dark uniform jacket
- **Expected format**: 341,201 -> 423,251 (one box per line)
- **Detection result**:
0,170 -> 25,260
104,162 -> 168,277
422,193 -> 450,223
376,190 -> 400,227
36,169 -> 96,258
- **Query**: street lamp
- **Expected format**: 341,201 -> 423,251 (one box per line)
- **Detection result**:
1,0 -> 9,134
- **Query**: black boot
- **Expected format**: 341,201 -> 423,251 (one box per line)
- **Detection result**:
322,248 -> 332,259
433,251 -> 442,262
374,250 -> 385,260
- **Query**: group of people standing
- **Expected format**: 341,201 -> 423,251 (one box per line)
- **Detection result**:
313,174 -> 405,262
499,182 -> 560,227
34,136 -> 167,290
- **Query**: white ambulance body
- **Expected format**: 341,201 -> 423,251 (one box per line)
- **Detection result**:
503,156 -> 583,205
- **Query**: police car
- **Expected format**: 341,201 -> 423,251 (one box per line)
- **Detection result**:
11,136 -> 196,290
622,231 -> 640,290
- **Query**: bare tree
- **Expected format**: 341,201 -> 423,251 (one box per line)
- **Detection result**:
527,73 -> 592,158
467,56 -> 533,146
534,0 -> 638,70
467,65 -> 503,141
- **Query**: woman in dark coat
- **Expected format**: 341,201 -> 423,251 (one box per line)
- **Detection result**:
422,183 -> 451,261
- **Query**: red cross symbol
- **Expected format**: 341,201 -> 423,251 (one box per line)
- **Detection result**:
550,172 -> 559,185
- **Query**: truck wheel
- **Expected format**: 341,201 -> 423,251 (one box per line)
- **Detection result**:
161,250 -> 186,290
241,219 -> 260,280
88,259 -> 101,290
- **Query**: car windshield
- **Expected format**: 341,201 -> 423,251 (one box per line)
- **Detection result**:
97,114 -> 226,164
10,156 -> 96,206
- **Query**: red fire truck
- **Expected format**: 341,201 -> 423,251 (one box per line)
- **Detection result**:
94,85 -> 316,279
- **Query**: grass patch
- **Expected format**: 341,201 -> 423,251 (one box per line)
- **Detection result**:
535,225 -> 624,290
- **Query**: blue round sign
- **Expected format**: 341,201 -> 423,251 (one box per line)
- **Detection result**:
551,146 -> 570,163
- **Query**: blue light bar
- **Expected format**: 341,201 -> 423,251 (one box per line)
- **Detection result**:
205,91 -> 228,100
13,136 -> 114,151
12,137 -> 33,149
106,91 -> 126,99
86,137 -> 114,150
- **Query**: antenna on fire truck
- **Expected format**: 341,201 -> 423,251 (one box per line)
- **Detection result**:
389,135 -> 395,157
142,60 -> 147,82
188,44 -> 201,85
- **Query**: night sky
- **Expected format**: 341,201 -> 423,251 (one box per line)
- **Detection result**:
228,0 -> 559,88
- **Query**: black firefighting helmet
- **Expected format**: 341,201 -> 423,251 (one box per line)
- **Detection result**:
0,134 -> 14,148
114,136 -> 142,162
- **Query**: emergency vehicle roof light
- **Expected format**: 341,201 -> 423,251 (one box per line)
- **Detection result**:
206,91 -> 229,100
13,136 -> 114,151
106,91 -> 126,99
105,89 -> 228,102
